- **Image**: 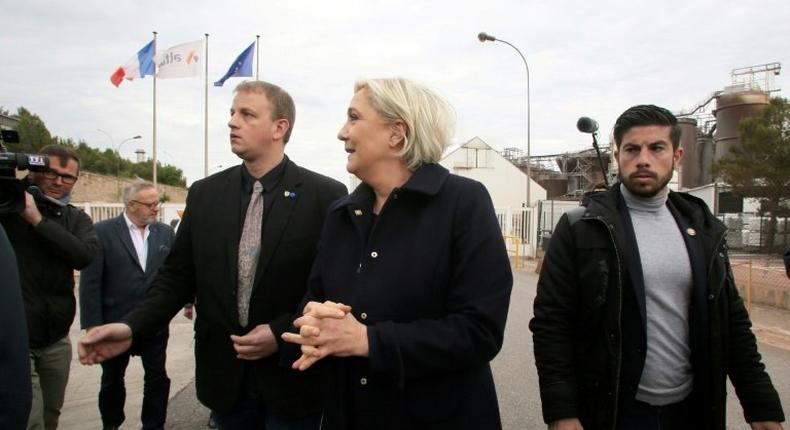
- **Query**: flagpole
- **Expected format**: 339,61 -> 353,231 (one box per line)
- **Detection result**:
204,33 -> 209,178
152,30 -> 158,188
255,35 -> 260,80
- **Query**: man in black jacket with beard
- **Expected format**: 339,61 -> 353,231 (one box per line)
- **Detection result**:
530,105 -> 784,430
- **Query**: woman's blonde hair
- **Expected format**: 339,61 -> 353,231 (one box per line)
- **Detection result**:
354,78 -> 455,171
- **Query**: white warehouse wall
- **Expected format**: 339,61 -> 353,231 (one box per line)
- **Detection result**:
440,137 -> 546,209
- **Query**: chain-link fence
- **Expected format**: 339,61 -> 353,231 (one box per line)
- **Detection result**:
730,255 -> 790,311
719,214 -> 790,253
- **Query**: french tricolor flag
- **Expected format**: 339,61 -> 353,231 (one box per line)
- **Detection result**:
110,40 -> 155,87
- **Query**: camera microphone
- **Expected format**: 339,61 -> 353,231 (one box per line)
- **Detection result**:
576,117 -> 599,134
576,116 -> 610,188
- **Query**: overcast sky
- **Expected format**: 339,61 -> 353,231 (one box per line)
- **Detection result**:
1,0 -> 788,186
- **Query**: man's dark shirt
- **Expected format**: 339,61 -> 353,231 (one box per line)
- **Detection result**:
239,156 -> 287,233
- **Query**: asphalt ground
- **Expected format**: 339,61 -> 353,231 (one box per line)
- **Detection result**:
62,265 -> 790,429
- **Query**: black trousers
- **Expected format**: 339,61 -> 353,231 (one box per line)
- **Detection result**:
99,328 -> 170,430
617,395 -> 697,430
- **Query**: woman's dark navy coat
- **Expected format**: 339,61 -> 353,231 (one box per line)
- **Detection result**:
304,163 -> 513,429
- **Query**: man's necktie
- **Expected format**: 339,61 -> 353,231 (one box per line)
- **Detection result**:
237,181 -> 263,327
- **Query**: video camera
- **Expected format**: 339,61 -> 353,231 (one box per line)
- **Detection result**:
0,130 -> 51,214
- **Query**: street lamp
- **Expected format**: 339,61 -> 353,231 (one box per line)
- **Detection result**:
96,128 -> 115,152
477,32 -> 532,210
118,135 -> 142,161
98,129 -> 141,200
116,135 -> 142,197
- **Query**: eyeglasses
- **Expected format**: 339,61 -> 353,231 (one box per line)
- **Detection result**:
42,170 -> 78,185
130,200 -> 161,210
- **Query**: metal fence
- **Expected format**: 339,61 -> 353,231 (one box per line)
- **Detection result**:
494,207 -> 535,261
527,201 -> 790,256
730,256 -> 790,310
719,214 -> 790,253
537,200 -> 581,233
535,200 -> 581,252
494,207 -> 533,245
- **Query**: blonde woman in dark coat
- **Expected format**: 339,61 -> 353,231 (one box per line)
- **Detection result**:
283,78 -> 513,430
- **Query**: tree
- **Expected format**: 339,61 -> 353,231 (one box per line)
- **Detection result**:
712,97 -> 790,252
14,107 -> 53,153
129,160 -> 187,187
6,106 -> 187,188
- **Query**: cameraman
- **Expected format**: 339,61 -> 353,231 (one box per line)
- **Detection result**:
0,144 -> 98,430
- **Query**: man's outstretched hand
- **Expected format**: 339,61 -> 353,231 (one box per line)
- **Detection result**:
78,323 -> 133,365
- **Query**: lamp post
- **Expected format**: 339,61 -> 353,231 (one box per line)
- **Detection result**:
99,129 -> 141,200
477,32 -> 531,209
116,135 -> 142,199
117,135 -> 143,168
96,128 -> 115,152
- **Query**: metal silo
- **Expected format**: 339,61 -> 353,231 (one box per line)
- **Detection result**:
697,136 -> 715,185
713,89 -> 769,161
677,118 -> 699,188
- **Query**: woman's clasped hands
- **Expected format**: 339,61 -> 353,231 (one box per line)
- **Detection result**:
282,300 -> 369,371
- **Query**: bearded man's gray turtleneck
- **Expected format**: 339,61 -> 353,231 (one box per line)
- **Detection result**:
621,183 -> 694,406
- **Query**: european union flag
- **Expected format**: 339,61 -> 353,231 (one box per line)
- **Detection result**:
214,42 -> 255,87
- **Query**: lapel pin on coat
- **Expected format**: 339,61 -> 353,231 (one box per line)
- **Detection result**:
284,190 -> 297,199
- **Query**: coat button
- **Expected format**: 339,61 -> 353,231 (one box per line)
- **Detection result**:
370,251 -> 378,258
360,378 -> 368,385
360,312 -> 368,320
708,294 -> 715,300
719,252 -> 725,258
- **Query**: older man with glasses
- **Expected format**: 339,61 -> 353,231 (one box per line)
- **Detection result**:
80,182 -> 175,430
0,144 -> 99,430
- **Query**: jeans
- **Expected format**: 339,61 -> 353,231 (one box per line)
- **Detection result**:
99,328 -> 170,430
27,336 -> 72,430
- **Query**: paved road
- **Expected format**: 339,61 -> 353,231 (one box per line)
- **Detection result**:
495,269 -> 790,429
59,304 -> 196,430
63,266 -> 790,429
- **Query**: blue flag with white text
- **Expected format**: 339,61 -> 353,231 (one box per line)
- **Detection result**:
214,42 -> 255,87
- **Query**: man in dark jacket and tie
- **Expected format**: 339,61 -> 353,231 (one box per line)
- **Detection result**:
80,182 -> 175,430
78,80 -> 347,430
